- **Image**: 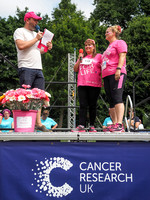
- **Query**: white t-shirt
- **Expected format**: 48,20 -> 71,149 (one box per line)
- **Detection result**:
13,27 -> 42,69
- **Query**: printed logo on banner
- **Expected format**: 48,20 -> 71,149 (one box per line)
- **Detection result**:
79,161 -> 133,194
31,157 -> 73,198
32,157 -> 134,198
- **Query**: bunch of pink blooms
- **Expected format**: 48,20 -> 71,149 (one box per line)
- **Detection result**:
0,85 -> 51,110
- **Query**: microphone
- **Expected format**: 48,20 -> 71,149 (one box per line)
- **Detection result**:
35,25 -> 40,32
79,49 -> 83,61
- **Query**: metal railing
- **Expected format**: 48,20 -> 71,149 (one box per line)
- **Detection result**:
0,53 -> 17,70
124,95 -> 133,132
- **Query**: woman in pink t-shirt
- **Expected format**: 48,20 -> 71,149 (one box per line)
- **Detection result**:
102,25 -> 127,132
72,39 -> 102,132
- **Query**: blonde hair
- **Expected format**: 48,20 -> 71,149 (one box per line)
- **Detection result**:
84,39 -> 97,58
109,25 -> 122,39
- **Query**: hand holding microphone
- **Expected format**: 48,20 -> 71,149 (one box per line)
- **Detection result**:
35,25 -> 40,32
35,25 -> 43,40
79,49 -> 84,61
74,49 -> 84,72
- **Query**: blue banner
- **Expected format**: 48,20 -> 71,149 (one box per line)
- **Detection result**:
0,141 -> 150,200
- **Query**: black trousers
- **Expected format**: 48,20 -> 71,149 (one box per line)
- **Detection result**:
78,86 -> 100,127
103,73 -> 127,108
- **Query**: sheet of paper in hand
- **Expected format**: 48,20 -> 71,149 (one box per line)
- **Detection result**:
38,29 -> 54,52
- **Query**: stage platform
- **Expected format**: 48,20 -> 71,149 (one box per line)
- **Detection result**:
0,131 -> 150,141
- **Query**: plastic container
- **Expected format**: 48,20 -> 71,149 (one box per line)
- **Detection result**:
13,110 -> 37,132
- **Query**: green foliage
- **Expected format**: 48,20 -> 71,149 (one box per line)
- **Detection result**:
143,113 -> 150,129
140,0 -> 150,16
0,15 -> 19,91
92,0 -> 141,28
41,0 -> 95,127
122,16 -> 150,125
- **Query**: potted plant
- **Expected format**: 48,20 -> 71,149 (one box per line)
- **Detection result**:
0,85 -> 51,132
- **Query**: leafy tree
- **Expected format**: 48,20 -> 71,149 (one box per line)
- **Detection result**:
0,7 -> 30,92
122,16 -> 150,126
0,1 -> 94,128
41,0 -> 94,127
91,0 -> 141,28
0,16 -> 17,91
140,0 -> 150,16
89,0 -> 150,127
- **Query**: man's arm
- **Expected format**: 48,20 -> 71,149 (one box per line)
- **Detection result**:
15,31 -> 43,50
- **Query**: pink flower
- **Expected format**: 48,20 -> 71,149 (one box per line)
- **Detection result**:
32,88 -> 47,99
0,87 -> 51,110
22,84 -> 31,89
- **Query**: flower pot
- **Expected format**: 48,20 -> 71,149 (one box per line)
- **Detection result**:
13,110 -> 37,132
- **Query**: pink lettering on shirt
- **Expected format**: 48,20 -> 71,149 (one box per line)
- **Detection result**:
77,54 -> 102,87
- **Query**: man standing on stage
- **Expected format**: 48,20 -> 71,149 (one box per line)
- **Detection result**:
13,11 -> 52,132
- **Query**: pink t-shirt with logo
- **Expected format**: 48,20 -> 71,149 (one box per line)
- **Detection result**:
77,54 -> 102,87
102,40 -> 127,78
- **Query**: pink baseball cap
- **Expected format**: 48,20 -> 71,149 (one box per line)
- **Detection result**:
24,11 -> 42,22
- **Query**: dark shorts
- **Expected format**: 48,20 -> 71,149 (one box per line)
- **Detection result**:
18,67 -> 45,90
103,73 -> 127,108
